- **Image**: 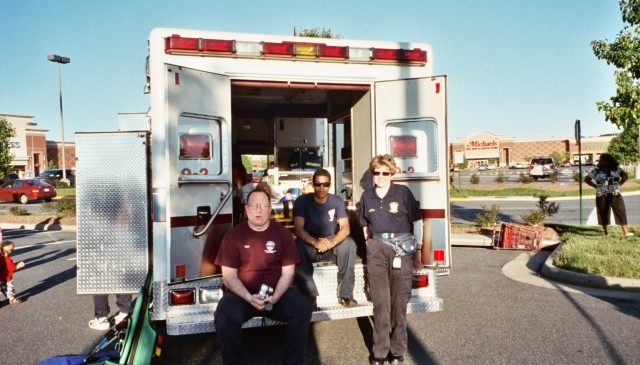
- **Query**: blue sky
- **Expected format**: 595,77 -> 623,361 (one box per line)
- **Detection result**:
0,0 -> 626,142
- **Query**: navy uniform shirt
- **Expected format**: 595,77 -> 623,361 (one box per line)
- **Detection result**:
293,193 -> 347,238
359,183 -> 421,234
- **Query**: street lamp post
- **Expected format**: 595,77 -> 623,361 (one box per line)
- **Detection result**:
47,54 -> 70,185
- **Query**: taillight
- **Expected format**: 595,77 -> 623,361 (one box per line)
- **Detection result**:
412,275 -> 428,288
550,165 -> 555,169
169,289 -> 196,305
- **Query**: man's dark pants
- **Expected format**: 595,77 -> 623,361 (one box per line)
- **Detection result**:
295,236 -> 357,299
214,288 -> 312,365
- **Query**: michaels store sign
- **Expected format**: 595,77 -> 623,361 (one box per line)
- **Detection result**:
465,132 -> 499,159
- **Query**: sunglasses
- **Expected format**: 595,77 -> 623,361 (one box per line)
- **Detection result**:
372,171 -> 392,176
313,181 -> 331,187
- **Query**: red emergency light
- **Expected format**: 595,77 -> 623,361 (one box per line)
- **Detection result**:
203,39 -> 234,54
165,35 -> 201,53
318,45 -> 348,59
263,42 -> 295,57
373,48 -> 427,64
164,34 -> 427,66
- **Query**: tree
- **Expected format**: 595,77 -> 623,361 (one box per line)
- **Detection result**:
294,27 -> 341,39
592,0 -> 640,161
0,117 -> 17,177
608,125 -> 639,163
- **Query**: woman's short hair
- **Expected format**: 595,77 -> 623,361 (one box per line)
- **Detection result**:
369,154 -> 397,175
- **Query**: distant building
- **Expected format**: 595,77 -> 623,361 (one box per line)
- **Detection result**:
1,113 -> 75,178
450,131 -> 614,168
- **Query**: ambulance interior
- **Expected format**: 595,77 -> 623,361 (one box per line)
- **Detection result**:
230,83 -> 370,204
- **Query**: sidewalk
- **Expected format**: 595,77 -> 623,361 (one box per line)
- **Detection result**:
452,233 -> 640,295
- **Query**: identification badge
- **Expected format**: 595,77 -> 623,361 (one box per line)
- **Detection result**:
392,256 -> 402,270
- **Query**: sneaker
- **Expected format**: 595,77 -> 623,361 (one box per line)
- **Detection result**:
88,316 -> 110,330
9,297 -> 22,304
626,233 -> 634,237
338,297 -> 358,308
114,311 -> 129,325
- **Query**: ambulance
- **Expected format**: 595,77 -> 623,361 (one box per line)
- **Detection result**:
75,28 -> 451,336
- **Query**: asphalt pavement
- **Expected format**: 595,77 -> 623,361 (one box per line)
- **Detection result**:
2,218 -> 637,294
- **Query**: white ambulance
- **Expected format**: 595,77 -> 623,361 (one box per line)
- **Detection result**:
75,28 -> 451,336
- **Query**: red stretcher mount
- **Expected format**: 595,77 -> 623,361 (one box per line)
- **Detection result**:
492,222 -> 545,251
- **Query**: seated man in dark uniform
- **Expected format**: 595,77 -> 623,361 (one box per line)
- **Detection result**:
293,168 -> 358,308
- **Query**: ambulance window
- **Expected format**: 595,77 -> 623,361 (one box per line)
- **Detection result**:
177,114 -> 223,176
385,119 -> 438,174
179,134 -> 211,159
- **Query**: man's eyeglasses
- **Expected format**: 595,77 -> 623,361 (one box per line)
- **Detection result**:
246,202 -> 270,210
372,171 -> 392,176
313,181 -> 331,187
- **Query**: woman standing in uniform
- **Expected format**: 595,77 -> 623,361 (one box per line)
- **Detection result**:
359,154 -> 424,365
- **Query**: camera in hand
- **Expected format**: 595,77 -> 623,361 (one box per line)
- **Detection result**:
258,284 -> 274,311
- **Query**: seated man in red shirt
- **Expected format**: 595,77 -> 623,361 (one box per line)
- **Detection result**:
214,189 -> 312,365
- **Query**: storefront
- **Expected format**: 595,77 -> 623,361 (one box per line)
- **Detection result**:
450,132 -> 614,168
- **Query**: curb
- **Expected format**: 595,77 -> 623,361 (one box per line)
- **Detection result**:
0,222 -> 76,232
540,242 -> 640,293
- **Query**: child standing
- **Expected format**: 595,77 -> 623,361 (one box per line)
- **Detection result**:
1,241 -> 25,304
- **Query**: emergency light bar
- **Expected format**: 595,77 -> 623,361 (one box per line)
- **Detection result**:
165,35 -> 427,65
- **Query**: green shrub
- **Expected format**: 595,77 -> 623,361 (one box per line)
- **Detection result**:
549,174 -> 559,184
519,173 -> 534,184
469,173 -> 480,185
474,204 -> 501,229
41,201 -> 54,213
56,200 -> 76,217
573,172 -> 581,182
495,172 -> 507,184
520,194 -> 560,226
55,181 -> 70,189
9,207 -> 29,216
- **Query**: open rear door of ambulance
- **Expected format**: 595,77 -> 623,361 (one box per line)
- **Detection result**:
374,76 -> 451,273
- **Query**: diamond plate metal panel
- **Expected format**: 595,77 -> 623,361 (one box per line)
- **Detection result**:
76,132 -> 150,294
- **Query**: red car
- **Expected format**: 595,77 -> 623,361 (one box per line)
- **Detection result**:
0,179 -> 57,204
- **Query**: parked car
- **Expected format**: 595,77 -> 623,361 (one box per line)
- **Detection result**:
528,156 -> 557,180
0,179 -> 57,204
37,169 -> 75,187
561,160 -> 572,168
478,165 -> 487,171
514,162 -> 529,169
1,173 -> 19,184
486,164 -> 496,170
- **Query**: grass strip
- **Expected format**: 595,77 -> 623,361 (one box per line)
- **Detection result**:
551,224 -> 640,279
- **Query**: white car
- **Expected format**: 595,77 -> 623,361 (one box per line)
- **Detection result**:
487,164 -> 496,170
478,165 -> 487,171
